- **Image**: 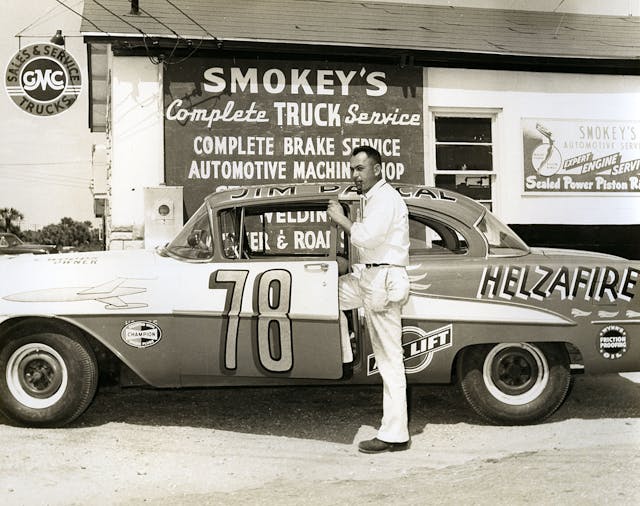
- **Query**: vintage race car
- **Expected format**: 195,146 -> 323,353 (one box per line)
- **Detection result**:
0,183 -> 638,427
0,232 -> 59,255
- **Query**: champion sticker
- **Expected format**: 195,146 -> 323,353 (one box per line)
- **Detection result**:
121,320 -> 162,348
597,325 -> 627,360
367,324 -> 452,376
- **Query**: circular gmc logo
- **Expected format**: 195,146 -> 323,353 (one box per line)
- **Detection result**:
5,43 -> 81,116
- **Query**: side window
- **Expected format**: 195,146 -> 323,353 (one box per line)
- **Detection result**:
219,208 -> 242,259
229,204 -> 338,259
166,205 -> 213,260
432,114 -> 496,211
409,215 -> 468,256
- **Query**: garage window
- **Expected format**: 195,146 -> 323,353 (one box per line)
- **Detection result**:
432,115 -> 495,210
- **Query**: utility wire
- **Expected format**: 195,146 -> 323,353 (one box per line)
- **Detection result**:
0,161 -> 93,167
53,0 -> 104,32
164,0 -> 219,43
138,6 -> 182,64
0,170 -> 91,184
17,1 -> 65,35
139,6 -> 183,40
92,0 -> 146,36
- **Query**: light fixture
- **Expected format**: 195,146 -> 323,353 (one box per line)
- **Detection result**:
50,29 -> 65,46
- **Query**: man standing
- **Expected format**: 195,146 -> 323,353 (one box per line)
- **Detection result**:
327,145 -> 411,453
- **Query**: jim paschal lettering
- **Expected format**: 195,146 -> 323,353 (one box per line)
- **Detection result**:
4,43 -> 82,116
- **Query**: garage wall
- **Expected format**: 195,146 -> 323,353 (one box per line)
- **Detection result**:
109,57 -> 165,247
425,67 -> 640,225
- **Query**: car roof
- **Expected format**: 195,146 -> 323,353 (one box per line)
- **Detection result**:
204,182 -> 485,225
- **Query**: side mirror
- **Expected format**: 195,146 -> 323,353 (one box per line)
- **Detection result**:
187,230 -> 200,248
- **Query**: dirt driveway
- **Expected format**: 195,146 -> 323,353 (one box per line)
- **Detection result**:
1,373 -> 639,505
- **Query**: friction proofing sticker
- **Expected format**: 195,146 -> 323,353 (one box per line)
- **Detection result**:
597,325 -> 627,360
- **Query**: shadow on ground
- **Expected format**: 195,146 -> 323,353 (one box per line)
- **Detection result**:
1,374 -> 638,444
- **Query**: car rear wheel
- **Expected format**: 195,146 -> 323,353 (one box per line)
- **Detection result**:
458,342 -> 571,425
0,332 -> 98,427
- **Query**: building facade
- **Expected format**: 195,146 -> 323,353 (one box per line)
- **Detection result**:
80,0 -> 640,258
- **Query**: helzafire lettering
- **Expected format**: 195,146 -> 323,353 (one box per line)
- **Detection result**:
477,265 -> 639,302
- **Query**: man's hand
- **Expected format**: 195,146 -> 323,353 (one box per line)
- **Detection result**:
327,200 -> 345,220
327,200 -> 352,233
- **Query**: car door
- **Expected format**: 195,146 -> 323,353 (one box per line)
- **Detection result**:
169,201 -> 344,383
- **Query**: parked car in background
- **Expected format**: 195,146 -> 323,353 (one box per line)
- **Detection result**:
0,183 -> 638,428
0,233 -> 59,255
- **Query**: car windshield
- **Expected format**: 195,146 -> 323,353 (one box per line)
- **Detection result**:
164,204 -> 214,260
476,210 -> 529,257
0,234 -> 21,247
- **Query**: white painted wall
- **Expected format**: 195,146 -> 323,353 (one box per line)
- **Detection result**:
110,57 -> 165,232
425,67 -> 640,224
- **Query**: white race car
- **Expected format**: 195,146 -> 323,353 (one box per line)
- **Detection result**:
1,183 -> 638,427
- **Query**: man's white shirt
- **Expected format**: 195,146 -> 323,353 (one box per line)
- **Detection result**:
350,179 -> 410,266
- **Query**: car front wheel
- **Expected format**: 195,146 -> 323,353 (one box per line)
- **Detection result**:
458,342 -> 571,425
0,332 -> 98,427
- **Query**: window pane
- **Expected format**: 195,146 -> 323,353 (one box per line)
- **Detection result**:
477,212 -> 529,256
166,205 -> 213,260
435,117 -> 492,142
408,216 -> 467,255
435,175 -> 492,201
219,209 -> 242,259
436,145 -> 493,171
243,206 -> 332,257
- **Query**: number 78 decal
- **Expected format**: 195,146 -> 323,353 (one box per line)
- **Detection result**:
210,269 -> 293,373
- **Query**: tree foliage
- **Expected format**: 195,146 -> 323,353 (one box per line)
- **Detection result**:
0,207 -> 24,234
22,217 -> 103,250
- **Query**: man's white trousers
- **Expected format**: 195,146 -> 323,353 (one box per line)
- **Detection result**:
339,267 -> 409,443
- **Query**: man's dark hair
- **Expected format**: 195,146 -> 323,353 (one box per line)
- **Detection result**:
352,145 -> 382,166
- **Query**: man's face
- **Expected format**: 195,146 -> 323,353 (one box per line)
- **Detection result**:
350,151 -> 380,194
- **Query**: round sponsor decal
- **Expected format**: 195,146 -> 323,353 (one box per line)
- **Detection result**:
597,325 -> 627,360
5,43 -> 82,116
121,321 -> 162,349
367,324 -> 453,376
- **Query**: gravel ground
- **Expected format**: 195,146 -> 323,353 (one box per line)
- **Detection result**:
1,373 -> 639,505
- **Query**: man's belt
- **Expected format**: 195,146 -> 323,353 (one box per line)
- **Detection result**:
364,263 -> 390,268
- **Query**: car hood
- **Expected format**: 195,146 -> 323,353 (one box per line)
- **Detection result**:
0,242 -> 58,254
13,243 -> 56,250
0,249 -> 160,315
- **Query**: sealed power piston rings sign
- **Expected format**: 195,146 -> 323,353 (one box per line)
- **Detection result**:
163,58 -> 424,218
4,43 -> 82,116
522,118 -> 640,193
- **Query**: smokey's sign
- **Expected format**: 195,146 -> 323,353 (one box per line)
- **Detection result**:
164,59 -> 423,217
522,119 -> 640,193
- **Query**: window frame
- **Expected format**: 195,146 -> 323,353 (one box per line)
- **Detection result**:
407,207 -> 477,259
428,108 -> 502,212
218,201 -> 340,261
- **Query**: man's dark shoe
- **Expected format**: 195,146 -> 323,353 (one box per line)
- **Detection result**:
358,437 -> 410,454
